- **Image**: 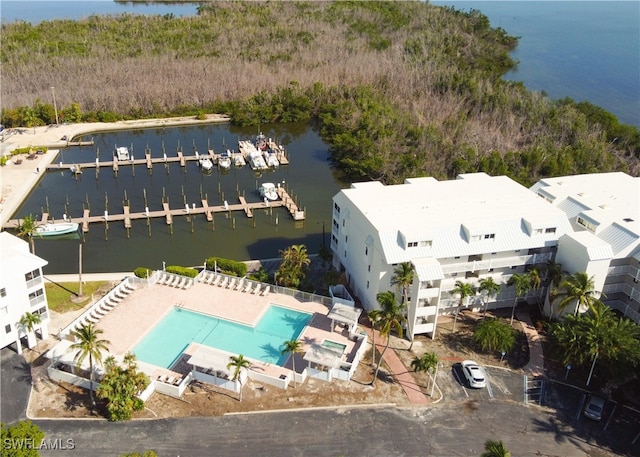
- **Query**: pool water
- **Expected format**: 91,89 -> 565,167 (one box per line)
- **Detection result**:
133,305 -> 312,369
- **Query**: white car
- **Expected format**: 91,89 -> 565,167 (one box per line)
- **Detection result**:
461,360 -> 486,388
584,396 -> 605,421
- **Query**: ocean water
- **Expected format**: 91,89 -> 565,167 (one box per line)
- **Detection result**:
433,1 -> 640,128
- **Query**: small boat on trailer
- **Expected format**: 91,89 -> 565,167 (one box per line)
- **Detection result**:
35,222 -> 79,237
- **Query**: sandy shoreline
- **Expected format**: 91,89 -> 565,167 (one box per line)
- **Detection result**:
0,114 -> 230,227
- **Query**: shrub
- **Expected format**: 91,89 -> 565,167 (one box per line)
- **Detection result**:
165,265 -> 198,278
205,257 -> 247,277
133,267 -> 152,279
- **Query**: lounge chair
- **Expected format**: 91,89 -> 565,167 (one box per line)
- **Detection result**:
166,376 -> 175,384
182,279 -> 192,290
218,277 -> 228,288
162,274 -> 173,285
169,275 -> 180,287
226,278 -> 236,289
211,275 -> 221,286
234,279 -> 244,291
260,285 -> 270,297
252,284 -> 261,295
123,282 -> 136,292
175,277 -> 186,288
243,282 -> 253,293
86,315 -> 99,323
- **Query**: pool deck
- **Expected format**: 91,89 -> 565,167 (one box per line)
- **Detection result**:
95,278 -> 357,381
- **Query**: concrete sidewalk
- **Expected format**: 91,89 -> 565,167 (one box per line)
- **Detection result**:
365,328 -> 430,405
517,311 -> 545,378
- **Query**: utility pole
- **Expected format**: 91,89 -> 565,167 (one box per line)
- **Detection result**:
51,86 -> 59,125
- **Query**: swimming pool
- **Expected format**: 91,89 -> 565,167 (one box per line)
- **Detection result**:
133,305 -> 312,369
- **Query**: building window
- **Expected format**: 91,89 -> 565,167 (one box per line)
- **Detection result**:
344,251 -> 347,258
545,227 -> 556,233
333,219 -> 339,230
25,269 -> 41,282
334,202 -> 340,213
577,216 -> 597,233
0,288 -> 5,298
534,229 -> 543,235
331,235 -> 338,244
345,235 -> 348,243
342,219 -> 346,227
368,265 -> 371,272
408,241 -> 418,248
366,281 -> 369,289
454,256 -> 460,259
419,240 -> 432,247
4,324 -> 10,334
470,235 -> 481,242
484,233 -> 495,239
365,246 -> 368,256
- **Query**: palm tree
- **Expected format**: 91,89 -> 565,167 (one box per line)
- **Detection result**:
281,339 -> 304,388
481,439 -> 510,457
17,214 -> 37,254
507,273 -> 531,325
478,277 -> 501,319
391,261 -> 415,348
69,323 -> 111,405
544,260 -> 563,316
18,312 -> 41,350
227,354 -> 251,402
276,244 -> 311,288
450,280 -> 475,333
555,272 -> 603,316
473,319 -> 516,354
411,352 -> 439,396
371,291 -> 406,387
23,108 -> 38,134
368,309 -> 381,366
528,267 -> 542,306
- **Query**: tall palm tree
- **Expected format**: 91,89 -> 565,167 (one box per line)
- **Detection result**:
411,352 -> 439,396
18,312 -> 41,350
544,260 -> 563,316
281,339 -> 304,388
227,354 -> 251,402
371,291 -> 406,387
481,439 -> 510,457
478,277 -> 501,319
368,309 -> 381,366
555,272 -> 604,316
17,214 -> 37,254
507,273 -> 531,325
450,280 -> 475,333
391,261 -> 415,348
69,323 -> 111,405
528,268 -> 542,305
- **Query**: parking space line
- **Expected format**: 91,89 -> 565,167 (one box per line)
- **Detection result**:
452,368 -> 468,398
486,376 -> 494,399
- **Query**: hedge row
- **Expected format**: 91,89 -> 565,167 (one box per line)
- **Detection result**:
165,265 -> 199,278
205,257 -> 247,277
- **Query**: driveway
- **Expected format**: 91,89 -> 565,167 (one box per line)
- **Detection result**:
0,347 -> 32,424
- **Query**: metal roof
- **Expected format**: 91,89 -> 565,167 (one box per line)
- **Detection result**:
598,223 -> 640,257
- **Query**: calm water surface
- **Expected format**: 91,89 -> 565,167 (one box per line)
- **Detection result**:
15,123 -> 344,273
433,1 -> 640,128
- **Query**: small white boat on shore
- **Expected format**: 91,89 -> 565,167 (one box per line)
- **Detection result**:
35,222 -> 79,237
259,183 -> 279,201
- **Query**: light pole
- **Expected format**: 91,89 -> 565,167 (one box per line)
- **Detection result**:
50,86 -> 59,125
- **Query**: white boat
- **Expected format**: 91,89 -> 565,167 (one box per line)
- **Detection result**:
248,151 -> 268,170
115,146 -> 130,161
263,149 -> 279,168
35,222 -> 79,237
70,164 -> 82,175
198,157 -> 214,171
259,183 -> 279,201
218,151 -> 231,170
231,149 -> 246,167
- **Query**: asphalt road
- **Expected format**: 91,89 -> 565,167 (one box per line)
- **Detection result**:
0,348 -> 32,424
33,401 -> 623,457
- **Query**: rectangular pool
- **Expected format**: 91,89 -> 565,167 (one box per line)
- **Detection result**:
133,305 -> 312,369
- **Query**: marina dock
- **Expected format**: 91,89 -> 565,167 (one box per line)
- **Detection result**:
2,188 -> 305,233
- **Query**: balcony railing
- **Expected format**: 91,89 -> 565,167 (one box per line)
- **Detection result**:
440,252 -> 553,275
29,294 -> 46,308
607,265 -> 640,281
602,283 -> 640,304
26,276 -> 43,290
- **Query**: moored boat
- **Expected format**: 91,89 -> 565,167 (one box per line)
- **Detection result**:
231,149 -> 246,167
70,164 -> 82,175
35,222 -> 79,237
259,183 -> 279,201
218,151 -> 231,170
198,157 -> 214,172
115,146 -> 130,161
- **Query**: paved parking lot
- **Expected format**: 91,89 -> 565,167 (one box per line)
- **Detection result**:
438,361 -> 525,404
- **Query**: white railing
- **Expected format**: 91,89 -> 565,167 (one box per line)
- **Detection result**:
441,252 -> 553,274
607,264 -> 640,281
606,300 -> 640,325
602,283 -> 640,304
26,276 -> 43,290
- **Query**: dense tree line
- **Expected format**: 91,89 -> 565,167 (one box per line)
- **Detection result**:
2,1 -> 638,185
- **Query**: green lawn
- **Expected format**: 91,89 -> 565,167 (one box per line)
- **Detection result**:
45,281 -> 111,313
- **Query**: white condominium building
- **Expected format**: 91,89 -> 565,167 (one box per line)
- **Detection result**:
531,172 -> 640,320
331,173 -> 573,340
0,232 -> 50,353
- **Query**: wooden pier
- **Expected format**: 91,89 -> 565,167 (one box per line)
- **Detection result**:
2,187 -> 305,233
